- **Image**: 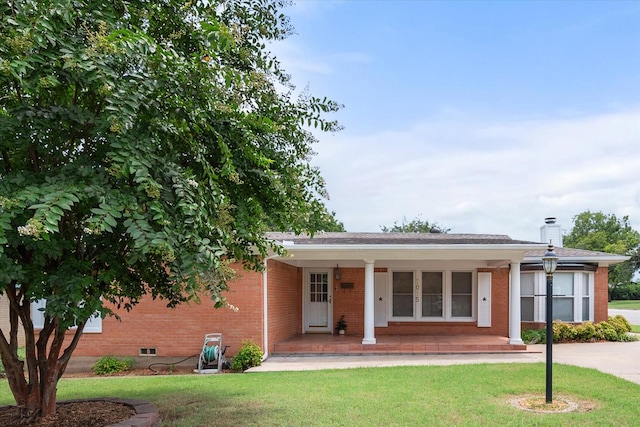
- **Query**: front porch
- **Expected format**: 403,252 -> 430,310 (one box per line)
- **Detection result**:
272,334 -> 528,356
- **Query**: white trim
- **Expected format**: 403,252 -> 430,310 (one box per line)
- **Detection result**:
509,262 -> 523,345
362,261 -> 376,345
262,255 -> 277,361
302,268 -> 333,333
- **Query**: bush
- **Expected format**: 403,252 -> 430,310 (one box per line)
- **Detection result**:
231,340 -> 263,372
521,316 -> 637,344
610,283 -> 640,300
521,328 -> 546,344
553,322 -> 577,342
574,322 -> 599,341
608,315 -> 632,333
92,355 -> 136,375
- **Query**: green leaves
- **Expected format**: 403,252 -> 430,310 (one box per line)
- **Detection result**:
565,211 -> 640,286
1,0 -> 341,384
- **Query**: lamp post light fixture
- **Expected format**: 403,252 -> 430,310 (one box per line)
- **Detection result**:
542,243 -> 558,404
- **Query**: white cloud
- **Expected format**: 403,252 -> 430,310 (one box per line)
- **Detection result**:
315,107 -> 640,242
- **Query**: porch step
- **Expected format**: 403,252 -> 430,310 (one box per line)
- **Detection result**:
273,335 -> 527,356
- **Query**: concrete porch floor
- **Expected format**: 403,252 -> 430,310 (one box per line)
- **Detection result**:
272,334 -> 528,355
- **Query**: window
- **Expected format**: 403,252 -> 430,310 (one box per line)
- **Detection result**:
581,273 -> 590,321
519,271 -> 593,323
309,273 -> 328,302
520,273 -> 535,321
32,299 -> 102,333
421,272 -> 442,317
393,272 -> 414,317
553,273 -> 574,322
391,270 -> 475,321
451,272 -> 472,317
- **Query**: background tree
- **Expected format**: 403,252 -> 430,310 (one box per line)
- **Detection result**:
381,216 -> 450,233
564,211 -> 640,287
0,0 -> 340,420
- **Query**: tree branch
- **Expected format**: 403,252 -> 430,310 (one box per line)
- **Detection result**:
2,149 -> 10,174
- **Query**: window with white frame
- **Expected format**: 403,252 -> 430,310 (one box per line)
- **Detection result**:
520,273 -> 535,321
32,299 -> 102,333
391,270 -> 474,321
519,270 -> 593,323
392,272 -> 414,317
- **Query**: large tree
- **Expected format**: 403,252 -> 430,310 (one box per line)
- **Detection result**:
381,216 -> 450,233
564,211 -> 640,286
0,0 -> 340,420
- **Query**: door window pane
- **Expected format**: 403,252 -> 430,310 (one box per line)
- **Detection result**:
310,273 -> 328,302
422,272 -> 442,317
393,272 -> 414,317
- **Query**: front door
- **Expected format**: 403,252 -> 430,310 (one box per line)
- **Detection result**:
304,270 -> 332,333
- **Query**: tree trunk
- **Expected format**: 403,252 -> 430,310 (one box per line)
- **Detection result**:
0,295 -> 86,421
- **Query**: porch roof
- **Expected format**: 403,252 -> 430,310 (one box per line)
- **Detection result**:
267,232 -> 546,266
266,232 -> 628,268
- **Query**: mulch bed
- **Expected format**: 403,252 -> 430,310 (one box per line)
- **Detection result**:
0,401 -> 135,427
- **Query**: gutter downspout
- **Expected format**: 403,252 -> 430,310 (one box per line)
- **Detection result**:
262,254 -> 278,361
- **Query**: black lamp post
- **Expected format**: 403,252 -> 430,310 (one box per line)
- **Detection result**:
542,243 -> 558,403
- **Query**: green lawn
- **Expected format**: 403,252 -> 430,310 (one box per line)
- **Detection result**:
609,300 -> 640,310
2,364 -> 638,426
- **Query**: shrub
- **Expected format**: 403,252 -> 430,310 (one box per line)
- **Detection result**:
574,322 -> 598,341
608,315 -> 632,334
92,355 -> 136,375
521,328 -> 546,344
553,322 -> 577,342
522,316 -> 638,344
231,340 -> 263,372
610,283 -> 640,300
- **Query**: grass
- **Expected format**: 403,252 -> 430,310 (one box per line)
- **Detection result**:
1,364 -> 638,426
609,300 -> 640,310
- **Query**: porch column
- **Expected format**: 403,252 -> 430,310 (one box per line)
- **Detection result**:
362,260 -> 376,344
509,261 -> 524,345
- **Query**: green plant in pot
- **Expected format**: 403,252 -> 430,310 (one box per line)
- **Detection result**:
335,315 -> 347,335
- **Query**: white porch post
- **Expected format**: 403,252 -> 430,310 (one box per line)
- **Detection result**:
362,260 -> 376,344
509,261 -> 524,345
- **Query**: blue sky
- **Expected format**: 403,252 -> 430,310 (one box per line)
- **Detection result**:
272,0 -> 640,242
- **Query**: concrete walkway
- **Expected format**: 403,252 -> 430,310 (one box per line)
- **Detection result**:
248,309 -> 640,384
249,340 -> 640,385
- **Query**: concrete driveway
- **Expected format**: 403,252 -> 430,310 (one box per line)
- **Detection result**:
610,308 -> 640,325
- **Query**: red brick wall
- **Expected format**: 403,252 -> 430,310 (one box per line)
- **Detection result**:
71,263 -> 264,358
594,267 -> 609,323
266,259 -> 302,353
333,268 -> 365,335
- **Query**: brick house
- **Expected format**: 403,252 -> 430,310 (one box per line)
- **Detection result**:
51,218 -> 626,359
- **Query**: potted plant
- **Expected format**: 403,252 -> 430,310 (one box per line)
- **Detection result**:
335,315 -> 347,335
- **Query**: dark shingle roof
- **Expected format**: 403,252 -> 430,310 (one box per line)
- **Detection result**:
266,232 -> 540,246
524,247 -> 622,258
